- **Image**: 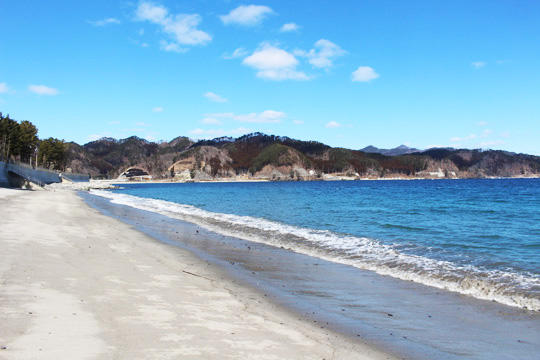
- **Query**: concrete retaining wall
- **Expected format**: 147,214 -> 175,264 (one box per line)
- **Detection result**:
6,163 -> 61,186
1,161 -> 90,188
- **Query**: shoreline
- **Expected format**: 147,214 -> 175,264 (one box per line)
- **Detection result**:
0,189 -> 394,359
81,188 -> 540,360
41,175 -> 540,192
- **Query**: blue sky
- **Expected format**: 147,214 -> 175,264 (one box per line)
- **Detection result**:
1,1 -> 539,154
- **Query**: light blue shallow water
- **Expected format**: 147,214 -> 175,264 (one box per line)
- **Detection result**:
98,178 -> 540,310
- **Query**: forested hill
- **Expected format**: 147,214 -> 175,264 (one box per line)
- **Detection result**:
63,132 -> 540,180
2,113 -> 538,180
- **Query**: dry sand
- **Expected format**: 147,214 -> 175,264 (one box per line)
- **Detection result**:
0,190 -> 395,359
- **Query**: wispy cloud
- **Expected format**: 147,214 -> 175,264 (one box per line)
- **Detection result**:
479,140 -> 506,147
295,39 -> 346,68
293,120 -> 304,125
220,5 -> 274,26
471,61 -> 486,69
243,43 -> 309,81
135,1 -> 211,53
450,128 -> 506,149
223,47 -> 249,59
159,40 -> 186,53
88,18 -> 121,27
280,23 -> 299,32
450,134 -> 477,142
325,121 -> 341,128
28,84 -> 59,95
204,92 -> 227,103
0,82 -> 9,93
352,66 -> 379,82
152,107 -> 164,112
206,110 -> 286,123
201,117 -> 223,125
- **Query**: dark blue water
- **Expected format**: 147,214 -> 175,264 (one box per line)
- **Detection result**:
95,179 -> 540,310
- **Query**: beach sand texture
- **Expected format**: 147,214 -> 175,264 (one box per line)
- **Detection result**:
0,190 -> 393,359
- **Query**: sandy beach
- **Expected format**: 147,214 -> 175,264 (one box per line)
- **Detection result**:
0,188 -> 394,360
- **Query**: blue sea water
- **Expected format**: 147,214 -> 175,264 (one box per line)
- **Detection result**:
95,178 -> 540,310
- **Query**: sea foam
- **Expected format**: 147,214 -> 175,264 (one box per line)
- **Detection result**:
90,189 -> 540,311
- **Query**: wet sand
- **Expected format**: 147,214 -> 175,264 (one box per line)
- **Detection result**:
82,190 -> 540,360
0,190 -> 393,359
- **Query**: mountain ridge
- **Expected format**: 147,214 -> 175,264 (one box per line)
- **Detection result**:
65,133 -> 540,180
360,144 -> 421,156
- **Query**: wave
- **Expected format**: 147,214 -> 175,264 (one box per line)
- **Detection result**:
90,190 -> 540,311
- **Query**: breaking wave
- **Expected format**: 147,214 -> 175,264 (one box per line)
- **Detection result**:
91,190 -> 540,311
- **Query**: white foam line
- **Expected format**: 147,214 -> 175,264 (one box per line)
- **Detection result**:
90,190 -> 540,311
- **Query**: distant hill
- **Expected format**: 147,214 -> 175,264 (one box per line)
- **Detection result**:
361,144 -> 421,156
65,132 -> 540,180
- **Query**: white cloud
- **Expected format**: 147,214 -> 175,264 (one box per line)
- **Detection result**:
295,39 -> 345,68
88,18 -> 121,26
0,82 -> 9,93
202,117 -> 222,125
206,110 -> 286,123
325,121 -> 341,128
190,127 -> 252,138
135,1 -> 211,52
220,5 -> 273,26
204,91 -> 227,103
280,23 -> 299,32
223,47 -> 249,59
352,66 -> 379,82
293,120 -> 304,125
152,107 -> 164,112
471,61 -> 486,69
479,140 -> 505,147
243,43 -> 309,81
450,134 -> 477,142
28,84 -> 59,95
160,40 -> 186,53
451,129 -> 494,143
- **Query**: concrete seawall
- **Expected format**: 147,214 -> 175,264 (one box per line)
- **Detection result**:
1,161 -> 90,188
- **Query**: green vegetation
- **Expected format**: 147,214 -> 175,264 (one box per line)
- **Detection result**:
1,113 -> 39,163
37,138 -> 68,170
2,119 -> 538,179
250,143 -> 293,173
0,113 -> 68,170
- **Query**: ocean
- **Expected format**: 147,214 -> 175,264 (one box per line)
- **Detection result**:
85,179 -> 540,359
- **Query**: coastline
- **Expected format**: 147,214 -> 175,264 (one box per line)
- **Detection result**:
43,173 -> 540,193
81,185 -> 540,360
0,189 -> 394,359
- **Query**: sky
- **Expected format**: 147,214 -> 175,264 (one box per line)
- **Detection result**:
1,0 -> 539,154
